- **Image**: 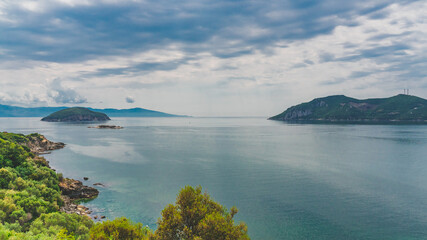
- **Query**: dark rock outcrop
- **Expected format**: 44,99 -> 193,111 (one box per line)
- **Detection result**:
59,178 -> 99,200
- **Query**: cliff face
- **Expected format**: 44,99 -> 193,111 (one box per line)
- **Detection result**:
270,94 -> 427,122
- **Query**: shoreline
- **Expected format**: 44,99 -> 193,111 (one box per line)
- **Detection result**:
25,134 -> 100,219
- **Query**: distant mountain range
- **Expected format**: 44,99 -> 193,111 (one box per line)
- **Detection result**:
0,104 -> 186,118
269,94 -> 427,123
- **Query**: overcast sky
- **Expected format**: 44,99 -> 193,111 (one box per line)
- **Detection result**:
0,0 -> 426,116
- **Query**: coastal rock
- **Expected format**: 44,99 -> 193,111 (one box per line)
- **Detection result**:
84,177 -> 89,180
59,178 -> 99,200
93,183 -> 106,187
23,134 -> 65,154
60,195 -> 92,216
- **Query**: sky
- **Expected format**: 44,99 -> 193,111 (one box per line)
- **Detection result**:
0,0 -> 426,116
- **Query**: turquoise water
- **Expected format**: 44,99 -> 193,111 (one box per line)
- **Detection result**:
2,117 -> 427,239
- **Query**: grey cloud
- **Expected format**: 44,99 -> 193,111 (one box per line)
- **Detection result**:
0,0 -> 413,63
48,79 -> 87,104
82,57 -> 194,78
126,96 -> 135,103
348,71 -> 373,78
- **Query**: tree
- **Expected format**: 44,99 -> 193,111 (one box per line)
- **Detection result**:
89,217 -> 151,240
154,186 -> 249,240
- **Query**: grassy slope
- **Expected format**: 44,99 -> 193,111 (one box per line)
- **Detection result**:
270,94 -> 427,122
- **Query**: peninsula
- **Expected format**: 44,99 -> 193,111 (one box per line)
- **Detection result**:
269,94 -> 427,123
41,107 -> 110,122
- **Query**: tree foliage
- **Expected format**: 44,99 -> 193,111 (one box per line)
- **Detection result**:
90,217 -> 151,240
154,186 -> 249,240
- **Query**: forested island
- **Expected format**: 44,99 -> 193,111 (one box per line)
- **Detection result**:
41,108 -> 110,122
269,94 -> 427,123
0,132 -> 249,239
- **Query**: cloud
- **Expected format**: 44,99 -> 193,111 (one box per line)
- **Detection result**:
0,0 -> 411,63
125,96 -> 135,103
48,79 -> 87,104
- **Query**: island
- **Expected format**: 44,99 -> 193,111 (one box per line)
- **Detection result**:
41,107 -> 111,122
269,94 -> 427,123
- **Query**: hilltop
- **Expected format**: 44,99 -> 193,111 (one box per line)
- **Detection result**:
41,107 -> 110,122
269,94 -> 427,123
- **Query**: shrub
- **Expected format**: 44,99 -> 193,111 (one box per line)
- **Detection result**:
90,217 -> 151,240
154,186 -> 249,240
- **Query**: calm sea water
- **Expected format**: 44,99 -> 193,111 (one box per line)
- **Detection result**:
1,117 -> 427,240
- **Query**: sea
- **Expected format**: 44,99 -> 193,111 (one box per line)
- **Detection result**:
1,117 -> 427,240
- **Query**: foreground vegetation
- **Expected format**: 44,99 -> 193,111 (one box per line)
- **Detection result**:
0,132 -> 249,239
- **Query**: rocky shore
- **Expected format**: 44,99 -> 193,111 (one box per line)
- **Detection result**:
21,134 -> 100,218
24,134 -> 66,154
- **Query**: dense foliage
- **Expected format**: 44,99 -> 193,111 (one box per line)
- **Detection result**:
90,217 -> 151,240
0,132 -> 249,239
270,94 -> 427,122
154,186 -> 249,240
0,133 -> 92,239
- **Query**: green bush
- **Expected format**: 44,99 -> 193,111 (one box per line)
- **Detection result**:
90,217 -> 151,240
30,212 -> 93,240
154,186 -> 249,240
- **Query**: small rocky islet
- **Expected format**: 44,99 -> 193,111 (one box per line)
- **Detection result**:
88,125 -> 123,129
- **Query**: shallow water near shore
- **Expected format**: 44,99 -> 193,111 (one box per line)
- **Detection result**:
2,117 -> 427,239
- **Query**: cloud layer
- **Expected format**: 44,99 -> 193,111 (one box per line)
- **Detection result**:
0,0 -> 425,116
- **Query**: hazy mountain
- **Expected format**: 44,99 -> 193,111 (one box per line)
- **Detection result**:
0,104 -> 185,117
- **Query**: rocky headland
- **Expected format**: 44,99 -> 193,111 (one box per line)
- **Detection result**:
269,94 -> 427,123
24,133 -> 65,154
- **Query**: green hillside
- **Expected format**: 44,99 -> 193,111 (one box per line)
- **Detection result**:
41,107 -> 110,122
269,94 -> 427,123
